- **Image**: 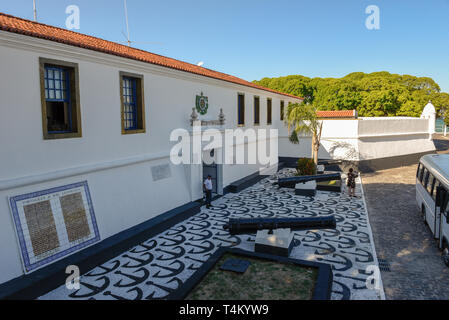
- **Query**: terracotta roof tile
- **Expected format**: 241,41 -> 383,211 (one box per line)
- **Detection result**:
317,110 -> 357,118
0,12 -> 302,100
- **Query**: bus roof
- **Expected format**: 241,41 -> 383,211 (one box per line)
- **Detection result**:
420,154 -> 449,187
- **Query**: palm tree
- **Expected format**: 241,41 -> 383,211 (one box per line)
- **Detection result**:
285,102 -> 323,165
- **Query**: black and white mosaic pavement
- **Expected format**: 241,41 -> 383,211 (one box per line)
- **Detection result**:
40,169 -> 384,300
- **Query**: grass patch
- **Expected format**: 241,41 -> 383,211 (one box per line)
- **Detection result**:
316,180 -> 341,191
186,253 -> 317,300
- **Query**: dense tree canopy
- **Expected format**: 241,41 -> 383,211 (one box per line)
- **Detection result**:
254,72 -> 449,122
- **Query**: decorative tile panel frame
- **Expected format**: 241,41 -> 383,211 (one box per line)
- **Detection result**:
9,181 -> 100,273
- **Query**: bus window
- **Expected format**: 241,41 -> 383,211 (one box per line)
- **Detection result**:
419,165 -> 426,182
433,180 -> 441,201
416,163 -> 421,178
422,168 -> 429,187
427,174 -> 435,195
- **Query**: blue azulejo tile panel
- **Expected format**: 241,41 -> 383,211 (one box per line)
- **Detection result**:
9,181 -> 100,273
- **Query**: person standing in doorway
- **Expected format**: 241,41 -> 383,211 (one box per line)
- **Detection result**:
204,175 -> 213,208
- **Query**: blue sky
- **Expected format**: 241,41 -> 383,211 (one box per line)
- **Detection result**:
2,0 -> 449,92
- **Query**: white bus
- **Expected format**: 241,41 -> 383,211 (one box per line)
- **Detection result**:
416,154 -> 449,266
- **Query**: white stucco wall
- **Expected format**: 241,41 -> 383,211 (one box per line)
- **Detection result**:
278,120 -> 360,160
357,117 -> 435,159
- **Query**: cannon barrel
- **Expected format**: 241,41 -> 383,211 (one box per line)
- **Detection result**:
223,216 -> 336,235
277,172 -> 341,188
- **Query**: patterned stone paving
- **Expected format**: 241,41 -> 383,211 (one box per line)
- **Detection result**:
40,169 -> 384,300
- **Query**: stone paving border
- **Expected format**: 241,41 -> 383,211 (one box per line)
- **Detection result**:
358,175 -> 386,300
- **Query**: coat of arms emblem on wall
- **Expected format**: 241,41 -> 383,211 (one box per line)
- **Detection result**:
195,92 -> 209,115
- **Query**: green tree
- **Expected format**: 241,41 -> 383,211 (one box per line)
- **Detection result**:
254,71 -> 448,118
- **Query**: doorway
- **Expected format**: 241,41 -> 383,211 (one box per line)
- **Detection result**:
203,149 -> 218,195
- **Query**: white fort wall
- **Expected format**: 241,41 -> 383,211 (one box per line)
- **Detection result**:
278,117 -> 435,162
0,31 -> 300,284
357,117 -> 434,160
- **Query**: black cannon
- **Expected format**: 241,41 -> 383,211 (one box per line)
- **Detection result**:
277,172 -> 341,189
223,216 -> 336,235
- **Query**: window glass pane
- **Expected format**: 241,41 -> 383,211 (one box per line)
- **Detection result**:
46,101 -> 71,132
254,97 -> 260,124
420,167 -> 425,183
267,99 -> 272,124
432,180 -> 441,201
427,174 -> 434,194
237,94 -> 245,125
422,169 -> 429,187
122,76 -> 139,131
43,64 -> 76,136
280,101 -> 284,121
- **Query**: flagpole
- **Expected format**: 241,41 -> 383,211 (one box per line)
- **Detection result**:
124,0 -> 131,46
33,0 -> 37,21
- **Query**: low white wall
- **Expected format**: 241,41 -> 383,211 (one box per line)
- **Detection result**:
358,117 -> 429,137
278,117 -> 435,162
357,117 -> 434,160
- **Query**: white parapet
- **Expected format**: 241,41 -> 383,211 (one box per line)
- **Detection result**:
279,104 -> 436,162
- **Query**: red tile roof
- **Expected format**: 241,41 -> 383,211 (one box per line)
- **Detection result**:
317,110 -> 358,119
0,12 -> 302,100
